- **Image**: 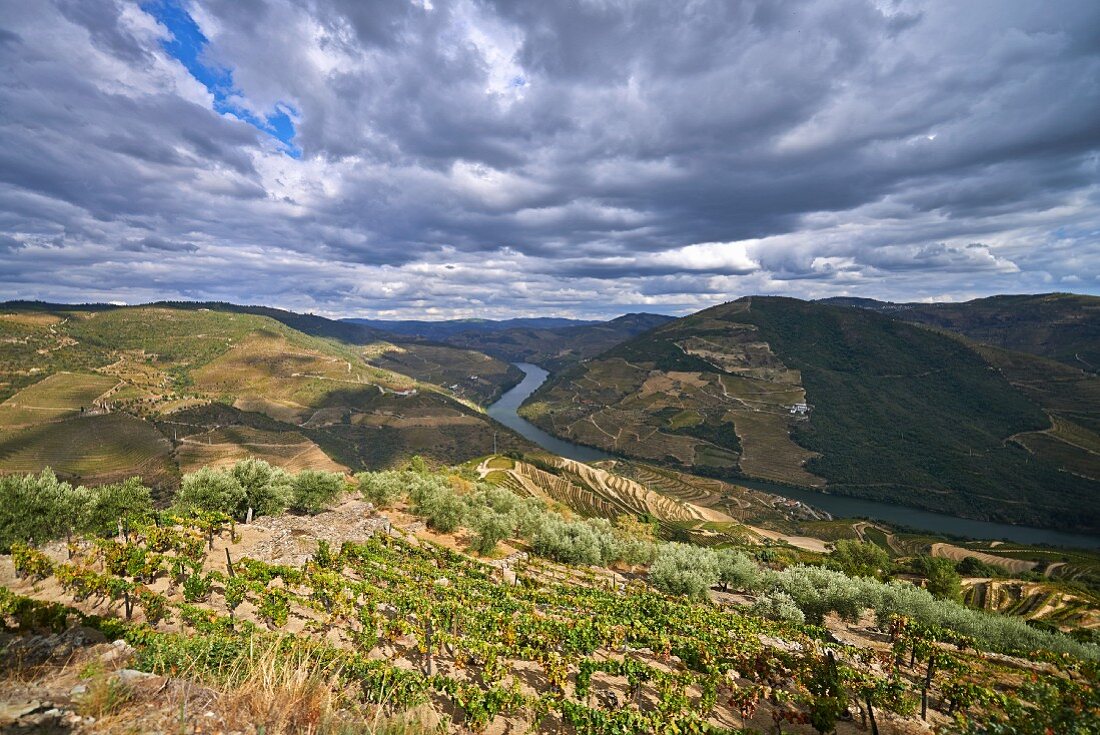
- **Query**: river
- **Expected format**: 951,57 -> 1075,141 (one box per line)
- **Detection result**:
487,362 -> 1100,550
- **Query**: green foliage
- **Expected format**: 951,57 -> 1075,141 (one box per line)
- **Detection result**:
827,539 -> 891,580
257,588 -> 290,628
531,517 -> 605,566
229,458 -> 292,517
806,653 -> 846,735
714,548 -> 761,592
912,556 -> 962,601
356,470 -> 405,509
750,591 -> 806,625
765,565 -> 869,625
648,543 -> 720,598
0,469 -> 83,549
0,470 -> 153,551
289,470 -> 346,514
182,572 -> 214,603
176,467 -> 246,517
955,555 -> 1008,577
466,506 -> 513,555
413,482 -> 466,533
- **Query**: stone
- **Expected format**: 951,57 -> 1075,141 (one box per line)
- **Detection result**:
114,668 -> 155,684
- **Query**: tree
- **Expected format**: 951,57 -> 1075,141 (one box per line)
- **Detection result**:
714,548 -> 762,592
84,477 -> 153,536
750,591 -> 806,625
531,518 -> 604,566
828,539 -> 891,580
289,470 -> 345,514
468,506 -> 512,555
176,467 -> 246,516
357,471 -> 405,509
417,486 -> 465,532
0,469 -> 82,550
230,459 -> 292,517
648,543 -> 720,598
913,556 -> 962,601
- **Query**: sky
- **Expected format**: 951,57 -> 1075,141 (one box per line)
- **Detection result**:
0,0 -> 1098,319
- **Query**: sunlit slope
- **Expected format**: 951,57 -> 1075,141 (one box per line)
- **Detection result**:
522,296 -> 1100,532
0,304 -> 532,486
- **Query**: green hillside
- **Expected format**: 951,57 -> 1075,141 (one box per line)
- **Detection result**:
831,293 -> 1100,373
0,303 -> 532,489
522,297 -> 1100,532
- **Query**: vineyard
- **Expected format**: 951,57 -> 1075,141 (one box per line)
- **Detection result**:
0,414 -> 176,487
2,498 -> 1097,734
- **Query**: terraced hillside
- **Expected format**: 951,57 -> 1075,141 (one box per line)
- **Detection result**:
522,297 -> 1100,533
0,304 -> 532,488
483,453 -> 734,527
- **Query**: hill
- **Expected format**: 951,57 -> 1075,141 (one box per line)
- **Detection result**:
821,293 -> 1100,373
343,315 -> 599,339
0,303 -> 532,489
520,297 -> 1100,533
437,312 -> 676,371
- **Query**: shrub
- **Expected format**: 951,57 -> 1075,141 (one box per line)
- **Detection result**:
183,572 -> 214,602
290,470 -> 345,514
176,467 -> 247,517
648,543 -> 720,598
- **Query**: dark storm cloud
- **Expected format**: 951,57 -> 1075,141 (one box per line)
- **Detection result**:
0,0 -> 1098,318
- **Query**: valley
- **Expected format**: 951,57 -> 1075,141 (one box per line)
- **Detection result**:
2,294 -> 1100,734
520,296 -> 1100,535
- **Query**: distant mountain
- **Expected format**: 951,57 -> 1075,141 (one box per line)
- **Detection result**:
521,296 -> 1100,533
343,316 -> 599,340
819,293 -> 1100,373
435,312 -> 676,371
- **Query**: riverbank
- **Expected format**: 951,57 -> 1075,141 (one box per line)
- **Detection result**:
487,362 -> 1100,550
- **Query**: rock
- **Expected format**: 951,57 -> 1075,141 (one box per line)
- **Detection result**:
114,668 -> 155,684
99,638 -> 135,663
69,684 -> 88,696
0,701 -> 44,724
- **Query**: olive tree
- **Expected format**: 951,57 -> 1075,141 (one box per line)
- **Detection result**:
231,458 -> 293,517
289,470 -> 346,514
176,466 -> 246,516
357,470 -> 407,509
648,543 -> 720,598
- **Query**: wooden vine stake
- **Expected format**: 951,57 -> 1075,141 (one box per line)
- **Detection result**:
225,548 -> 235,577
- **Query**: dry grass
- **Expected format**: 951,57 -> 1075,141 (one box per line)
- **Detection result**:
76,673 -> 133,719
216,639 -> 344,734
213,638 -> 442,735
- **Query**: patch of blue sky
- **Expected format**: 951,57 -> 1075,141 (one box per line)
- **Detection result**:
142,0 -> 302,158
